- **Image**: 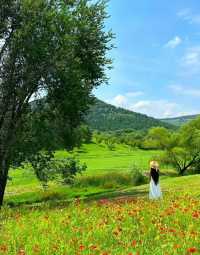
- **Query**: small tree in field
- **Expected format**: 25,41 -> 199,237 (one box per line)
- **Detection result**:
0,0 -> 113,206
145,127 -> 172,150
31,154 -> 87,189
170,118 -> 200,175
103,133 -> 116,150
148,120 -> 200,175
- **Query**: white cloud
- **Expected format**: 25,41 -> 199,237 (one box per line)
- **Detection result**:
181,47 -> 200,75
130,100 -> 180,118
164,36 -> 182,49
108,95 -> 187,118
177,8 -> 200,24
112,94 -> 127,107
169,84 -> 200,97
183,47 -> 200,65
109,91 -> 144,108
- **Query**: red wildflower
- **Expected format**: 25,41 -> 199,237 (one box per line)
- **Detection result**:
192,211 -> 200,218
187,247 -> 198,253
132,240 -> 137,247
79,245 -> 85,251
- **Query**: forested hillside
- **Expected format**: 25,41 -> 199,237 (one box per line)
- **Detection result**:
161,114 -> 199,126
86,99 -> 174,131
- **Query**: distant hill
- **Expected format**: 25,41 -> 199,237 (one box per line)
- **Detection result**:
85,99 -> 175,131
161,114 -> 199,127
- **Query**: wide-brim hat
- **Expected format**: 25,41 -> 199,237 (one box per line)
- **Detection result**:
150,160 -> 159,169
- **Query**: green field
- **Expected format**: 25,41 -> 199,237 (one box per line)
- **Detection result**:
2,144 -> 200,254
56,143 -> 161,175
5,144 -> 168,206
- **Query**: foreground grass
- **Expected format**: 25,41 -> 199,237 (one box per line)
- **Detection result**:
1,176 -> 200,254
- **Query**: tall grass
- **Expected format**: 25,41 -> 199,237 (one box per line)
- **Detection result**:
74,169 -> 148,189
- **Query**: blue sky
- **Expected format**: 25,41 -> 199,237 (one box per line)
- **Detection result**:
94,0 -> 200,118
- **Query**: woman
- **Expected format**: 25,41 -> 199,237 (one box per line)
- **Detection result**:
149,161 -> 162,199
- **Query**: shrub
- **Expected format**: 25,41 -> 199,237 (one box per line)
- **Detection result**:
30,153 -> 87,189
74,172 -> 131,188
130,164 -> 148,186
57,157 -> 87,185
74,168 -> 148,189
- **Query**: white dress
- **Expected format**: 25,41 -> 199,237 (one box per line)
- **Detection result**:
149,178 -> 162,199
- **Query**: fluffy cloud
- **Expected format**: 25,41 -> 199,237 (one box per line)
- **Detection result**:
179,47 -> 200,75
164,36 -> 182,49
177,8 -> 200,24
182,47 -> 200,65
130,100 -> 180,118
112,94 -> 127,107
107,94 -> 187,118
109,91 -> 144,108
169,84 -> 200,97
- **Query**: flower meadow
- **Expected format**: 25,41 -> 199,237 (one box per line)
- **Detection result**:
0,193 -> 200,255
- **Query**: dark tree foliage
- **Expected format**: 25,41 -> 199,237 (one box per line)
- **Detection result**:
0,0 -> 113,205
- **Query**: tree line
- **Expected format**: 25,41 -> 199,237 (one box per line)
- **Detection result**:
93,117 -> 200,176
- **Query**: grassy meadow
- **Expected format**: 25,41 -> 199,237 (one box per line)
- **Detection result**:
1,143 -> 200,254
5,143 -> 164,206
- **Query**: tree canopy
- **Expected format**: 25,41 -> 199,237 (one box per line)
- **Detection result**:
0,0 -> 113,205
147,118 -> 200,175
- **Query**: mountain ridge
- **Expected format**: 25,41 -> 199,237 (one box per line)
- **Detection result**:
161,114 -> 199,126
85,99 -> 175,131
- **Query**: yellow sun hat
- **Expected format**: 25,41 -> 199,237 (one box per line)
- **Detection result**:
150,160 -> 159,169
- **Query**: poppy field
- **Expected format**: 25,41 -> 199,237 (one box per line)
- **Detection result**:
0,190 -> 200,255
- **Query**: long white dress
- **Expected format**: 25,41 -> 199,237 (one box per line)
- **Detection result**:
149,178 -> 162,199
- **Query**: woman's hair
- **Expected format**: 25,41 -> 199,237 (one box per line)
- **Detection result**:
150,168 -> 159,185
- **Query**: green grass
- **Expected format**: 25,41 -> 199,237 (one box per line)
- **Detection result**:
5,143 -> 169,206
1,175 -> 200,254
56,143 -> 162,175
1,143 -> 200,254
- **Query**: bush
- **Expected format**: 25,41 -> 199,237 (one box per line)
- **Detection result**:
130,164 -> 148,186
30,153 -> 87,189
74,167 -> 148,188
74,172 -> 131,188
58,157 -> 87,185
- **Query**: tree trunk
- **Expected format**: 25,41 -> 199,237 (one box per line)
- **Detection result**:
180,168 -> 187,176
179,157 -> 198,176
0,157 -> 9,207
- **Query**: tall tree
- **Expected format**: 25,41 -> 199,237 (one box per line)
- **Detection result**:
0,0 -> 113,205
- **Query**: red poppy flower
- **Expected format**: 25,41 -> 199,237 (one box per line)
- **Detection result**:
79,245 -> 85,251
132,240 -> 137,247
187,247 -> 198,253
